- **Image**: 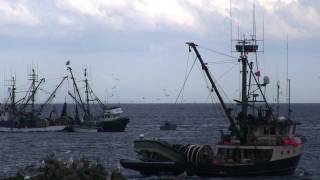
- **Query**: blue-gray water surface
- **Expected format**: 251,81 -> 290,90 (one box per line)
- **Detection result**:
0,104 -> 318,179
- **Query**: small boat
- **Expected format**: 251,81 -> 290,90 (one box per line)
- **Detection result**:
160,121 -> 177,131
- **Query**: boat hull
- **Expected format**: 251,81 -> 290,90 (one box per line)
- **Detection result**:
160,124 -> 177,131
195,154 -> 301,177
120,159 -> 185,176
0,125 -> 66,132
97,117 -> 129,132
120,154 -> 301,177
63,125 -> 99,133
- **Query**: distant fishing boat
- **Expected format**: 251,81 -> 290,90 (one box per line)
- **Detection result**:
160,121 -> 177,131
65,62 -> 129,132
121,34 -> 304,177
0,70 -> 70,132
96,106 -> 129,132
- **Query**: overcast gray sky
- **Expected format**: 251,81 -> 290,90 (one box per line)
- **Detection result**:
0,0 -> 319,103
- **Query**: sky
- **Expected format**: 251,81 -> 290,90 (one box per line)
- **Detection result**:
0,0 -> 319,104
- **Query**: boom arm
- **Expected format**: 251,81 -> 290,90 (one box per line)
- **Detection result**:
67,67 -> 88,119
37,76 -> 68,115
68,92 -> 83,108
187,42 -> 239,136
19,78 -> 45,112
89,86 -> 106,109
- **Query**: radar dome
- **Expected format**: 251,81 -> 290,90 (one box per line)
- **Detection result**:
263,76 -> 270,85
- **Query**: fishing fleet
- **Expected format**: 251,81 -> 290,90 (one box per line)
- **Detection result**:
0,62 -> 129,133
0,5 -> 305,179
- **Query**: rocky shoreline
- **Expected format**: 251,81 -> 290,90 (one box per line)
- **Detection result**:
6,155 -> 125,180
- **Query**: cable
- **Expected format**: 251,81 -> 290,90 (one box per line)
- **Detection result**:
198,45 -> 238,59
180,48 -> 191,103
216,63 -> 238,81
196,61 -> 221,118
174,56 -> 197,104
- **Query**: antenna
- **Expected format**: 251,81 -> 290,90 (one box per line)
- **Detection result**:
230,0 -> 233,55
276,80 -> 280,117
252,0 -> 256,38
286,36 -> 288,104
286,35 -> 292,119
262,13 -> 265,53
237,23 -> 240,40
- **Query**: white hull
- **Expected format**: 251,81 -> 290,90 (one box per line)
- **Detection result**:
0,125 -> 66,132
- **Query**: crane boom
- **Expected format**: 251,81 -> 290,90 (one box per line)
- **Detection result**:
67,66 -> 88,119
186,42 -> 239,136
19,78 -> 45,113
37,76 -> 68,115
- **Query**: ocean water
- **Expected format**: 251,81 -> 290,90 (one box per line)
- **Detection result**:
0,104 -> 319,179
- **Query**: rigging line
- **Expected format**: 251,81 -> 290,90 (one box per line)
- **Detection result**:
206,60 -> 236,65
196,60 -> 228,120
181,48 -> 191,103
254,53 -> 259,83
216,63 -> 238,81
174,56 -> 197,104
206,68 -> 232,103
197,45 -> 238,59
196,61 -> 221,118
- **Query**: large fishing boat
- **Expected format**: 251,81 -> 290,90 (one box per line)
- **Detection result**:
121,36 -> 304,176
0,70 -> 70,132
65,62 -> 129,132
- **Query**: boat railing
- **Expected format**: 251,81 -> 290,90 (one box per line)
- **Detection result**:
247,135 -> 297,146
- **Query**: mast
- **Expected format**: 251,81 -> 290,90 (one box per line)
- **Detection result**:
288,79 -> 291,119
10,76 -> 16,113
276,80 -> 280,117
234,39 -> 253,120
60,98 -> 67,117
286,36 -> 292,119
240,45 -> 248,118
66,63 -> 88,120
29,69 -> 38,114
187,42 -> 239,135
20,77 -> 45,113
84,68 -> 91,118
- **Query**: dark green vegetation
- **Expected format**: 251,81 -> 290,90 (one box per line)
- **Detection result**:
7,155 -> 125,180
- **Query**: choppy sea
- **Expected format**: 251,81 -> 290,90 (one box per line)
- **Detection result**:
0,104 -> 319,179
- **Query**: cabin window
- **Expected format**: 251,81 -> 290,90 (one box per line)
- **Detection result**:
254,149 -> 273,162
264,127 -> 269,135
279,126 -> 289,135
270,127 -> 276,135
243,149 -> 248,159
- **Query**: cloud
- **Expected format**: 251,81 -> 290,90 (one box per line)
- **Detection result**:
0,0 -> 319,39
0,0 -> 39,26
255,0 -> 320,38
54,0 -> 196,31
